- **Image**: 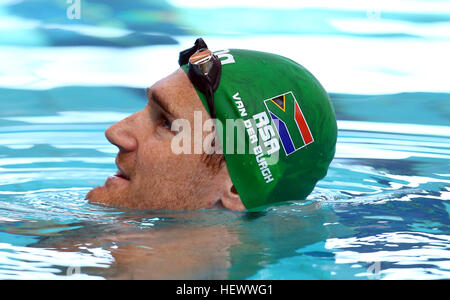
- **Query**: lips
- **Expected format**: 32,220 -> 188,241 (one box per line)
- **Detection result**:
104,158 -> 131,187
114,170 -> 130,180
115,166 -> 130,181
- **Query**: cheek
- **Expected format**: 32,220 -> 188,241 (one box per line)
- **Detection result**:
138,144 -> 200,185
136,145 -> 205,189
132,137 -> 188,193
136,138 -> 171,173
130,134 -> 222,209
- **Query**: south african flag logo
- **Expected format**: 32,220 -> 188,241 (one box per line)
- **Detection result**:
264,91 -> 314,156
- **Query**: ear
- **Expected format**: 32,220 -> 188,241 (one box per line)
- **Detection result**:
221,185 -> 246,211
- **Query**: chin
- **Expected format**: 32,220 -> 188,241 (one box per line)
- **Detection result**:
85,185 -> 118,205
86,173 -> 133,205
86,183 -> 137,209
85,185 -> 107,204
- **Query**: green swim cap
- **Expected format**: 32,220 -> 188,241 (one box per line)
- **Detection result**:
182,47 -> 337,210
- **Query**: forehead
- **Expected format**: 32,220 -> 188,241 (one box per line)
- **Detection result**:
149,68 -> 206,119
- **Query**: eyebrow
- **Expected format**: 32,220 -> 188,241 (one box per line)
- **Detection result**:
146,87 -> 176,118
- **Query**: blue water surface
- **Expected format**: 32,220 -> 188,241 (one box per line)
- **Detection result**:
0,0 -> 449,279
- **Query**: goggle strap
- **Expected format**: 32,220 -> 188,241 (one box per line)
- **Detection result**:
206,85 -> 216,119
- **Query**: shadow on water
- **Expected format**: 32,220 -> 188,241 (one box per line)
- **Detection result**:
0,201 -> 348,279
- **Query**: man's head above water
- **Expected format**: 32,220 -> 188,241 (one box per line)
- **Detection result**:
86,38 -> 338,211
86,68 -> 245,210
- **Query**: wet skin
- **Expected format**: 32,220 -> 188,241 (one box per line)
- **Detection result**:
86,68 -> 245,211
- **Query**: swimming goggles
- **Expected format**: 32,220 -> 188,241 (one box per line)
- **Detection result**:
178,38 -> 222,119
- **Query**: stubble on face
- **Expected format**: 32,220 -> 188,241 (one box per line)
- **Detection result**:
86,69 -> 230,210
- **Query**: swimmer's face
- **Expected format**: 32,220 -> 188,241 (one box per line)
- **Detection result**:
86,69 -> 245,211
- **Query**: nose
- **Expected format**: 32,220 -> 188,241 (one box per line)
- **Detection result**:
105,114 -> 138,153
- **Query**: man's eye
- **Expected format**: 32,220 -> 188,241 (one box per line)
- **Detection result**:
160,116 -> 172,130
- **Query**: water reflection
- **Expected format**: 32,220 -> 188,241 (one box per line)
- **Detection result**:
326,231 -> 450,280
1,0 -> 449,280
0,84 -> 449,278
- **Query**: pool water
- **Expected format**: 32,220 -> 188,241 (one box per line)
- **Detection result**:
0,0 -> 449,279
